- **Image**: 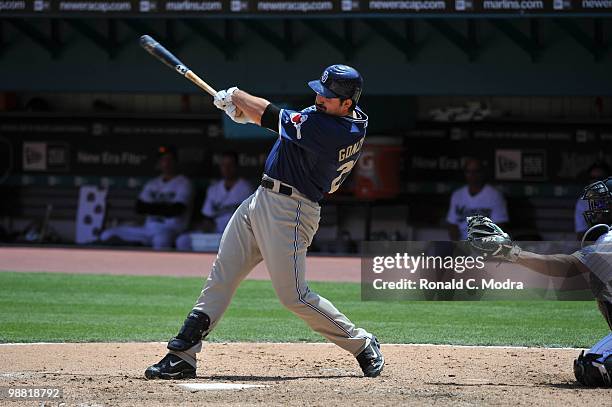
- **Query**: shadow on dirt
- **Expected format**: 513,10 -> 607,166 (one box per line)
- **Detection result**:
425,382 -> 525,387
545,382 -> 594,390
428,381 -> 587,390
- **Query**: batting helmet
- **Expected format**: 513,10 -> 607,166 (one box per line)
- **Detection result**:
308,64 -> 363,108
581,176 -> 612,227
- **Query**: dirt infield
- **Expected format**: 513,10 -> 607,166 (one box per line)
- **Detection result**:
1,342 -> 610,406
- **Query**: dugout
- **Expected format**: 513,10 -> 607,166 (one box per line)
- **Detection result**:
0,2 -> 611,251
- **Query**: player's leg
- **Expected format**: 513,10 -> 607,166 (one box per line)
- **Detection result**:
175,232 -> 193,251
589,332 -> 612,358
145,194 -> 262,379
574,300 -> 612,387
188,204 -> 263,335
148,225 -> 177,250
100,225 -> 151,246
251,188 -> 383,376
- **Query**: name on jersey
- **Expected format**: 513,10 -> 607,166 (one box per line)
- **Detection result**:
338,138 -> 365,162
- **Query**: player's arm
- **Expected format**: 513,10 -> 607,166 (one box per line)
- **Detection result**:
232,90 -> 311,143
467,215 -> 590,278
200,185 -> 218,220
222,88 -> 324,152
490,191 -> 509,229
229,89 -> 276,127
515,251 -> 589,278
447,224 -> 461,241
445,193 -> 460,240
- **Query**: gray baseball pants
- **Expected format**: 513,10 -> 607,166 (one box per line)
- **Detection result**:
171,180 -> 371,367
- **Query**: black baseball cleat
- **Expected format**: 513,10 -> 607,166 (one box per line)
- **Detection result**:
144,353 -> 196,380
356,336 -> 385,378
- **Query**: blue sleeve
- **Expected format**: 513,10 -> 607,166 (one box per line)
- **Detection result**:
278,109 -> 328,155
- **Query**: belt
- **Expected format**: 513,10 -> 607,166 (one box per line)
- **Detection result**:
261,178 -> 293,197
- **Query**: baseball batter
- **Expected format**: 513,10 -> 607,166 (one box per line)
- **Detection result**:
145,65 -> 384,379
466,177 -> 612,387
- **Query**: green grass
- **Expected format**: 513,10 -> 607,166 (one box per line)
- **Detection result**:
0,271 -> 608,347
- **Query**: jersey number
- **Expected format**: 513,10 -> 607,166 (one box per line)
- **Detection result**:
329,160 -> 356,193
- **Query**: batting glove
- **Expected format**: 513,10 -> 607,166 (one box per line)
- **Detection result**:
213,86 -> 239,110
225,86 -> 239,102
224,102 -> 251,124
213,90 -> 229,110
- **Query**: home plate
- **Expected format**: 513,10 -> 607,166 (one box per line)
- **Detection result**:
179,383 -> 268,391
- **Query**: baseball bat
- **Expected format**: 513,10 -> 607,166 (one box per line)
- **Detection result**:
139,34 -> 217,97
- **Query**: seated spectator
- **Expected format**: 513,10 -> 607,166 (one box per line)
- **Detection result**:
446,157 -> 508,240
575,161 -> 610,240
100,146 -> 193,250
175,151 -> 253,251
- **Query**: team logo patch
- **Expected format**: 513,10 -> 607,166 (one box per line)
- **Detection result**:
289,113 -> 308,139
321,70 -> 329,83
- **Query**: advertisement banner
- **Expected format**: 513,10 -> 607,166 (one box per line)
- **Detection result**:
0,116 -> 273,182
1,0 -> 611,15
404,123 -> 610,184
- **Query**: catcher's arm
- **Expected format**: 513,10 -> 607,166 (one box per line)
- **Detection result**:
466,215 -> 588,277
515,251 -> 589,278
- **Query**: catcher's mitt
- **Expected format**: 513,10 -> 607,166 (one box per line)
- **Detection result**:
466,215 -> 521,262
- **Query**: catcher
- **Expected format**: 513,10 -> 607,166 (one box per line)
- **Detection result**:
466,177 -> 612,387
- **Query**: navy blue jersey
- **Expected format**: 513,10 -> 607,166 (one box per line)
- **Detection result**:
264,105 -> 368,202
